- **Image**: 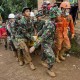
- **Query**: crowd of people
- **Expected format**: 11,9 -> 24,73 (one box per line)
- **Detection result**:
0,1 -> 75,77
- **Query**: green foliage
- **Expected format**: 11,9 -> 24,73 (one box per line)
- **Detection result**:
0,0 -> 37,20
69,37 -> 80,58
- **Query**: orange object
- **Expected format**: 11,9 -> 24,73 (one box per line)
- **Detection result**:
54,15 -> 74,51
60,1 -> 71,9
66,15 -> 75,34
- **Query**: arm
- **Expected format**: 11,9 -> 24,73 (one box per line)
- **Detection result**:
69,15 -> 75,34
17,19 -> 34,41
34,25 -> 53,48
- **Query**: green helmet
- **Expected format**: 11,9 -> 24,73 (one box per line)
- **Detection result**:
50,6 -> 61,18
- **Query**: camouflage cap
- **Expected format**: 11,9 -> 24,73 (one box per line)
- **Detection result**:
22,7 -> 31,13
50,6 -> 61,18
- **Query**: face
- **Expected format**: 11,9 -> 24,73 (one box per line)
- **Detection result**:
37,16 -> 41,20
61,8 -> 65,14
65,9 -> 70,13
51,18 -> 55,22
61,8 -> 70,16
9,18 -> 15,22
2,23 -> 6,27
23,9 -> 30,17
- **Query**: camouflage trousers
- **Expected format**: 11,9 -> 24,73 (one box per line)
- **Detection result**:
41,43 -> 55,70
15,38 -> 32,62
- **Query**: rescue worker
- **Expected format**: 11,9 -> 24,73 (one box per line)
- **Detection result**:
29,7 -> 61,77
47,1 -> 52,12
34,13 -> 45,35
6,13 -> 18,57
69,0 -> 78,24
16,7 -> 36,70
55,1 -> 75,63
42,1 -> 47,16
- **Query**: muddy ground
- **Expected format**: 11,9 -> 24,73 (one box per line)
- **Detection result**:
0,44 -> 80,80
0,13 -> 80,80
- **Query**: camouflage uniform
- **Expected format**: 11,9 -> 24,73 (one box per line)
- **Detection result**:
17,16 -> 34,40
16,16 -> 35,66
34,19 -> 45,33
33,21 -> 55,70
7,21 -> 17,52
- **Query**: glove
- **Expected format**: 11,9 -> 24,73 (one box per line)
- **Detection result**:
33,36 -> 38,41
29,46 -> 35,53
71,34 -> 75,39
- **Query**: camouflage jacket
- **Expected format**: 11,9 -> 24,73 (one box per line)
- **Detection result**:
17,16 -> 35,41
34,20 -> 45,32
34,20 -> 55,48
7,21 -> 16,36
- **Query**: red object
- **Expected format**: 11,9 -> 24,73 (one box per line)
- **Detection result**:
47,4 -> 52,10
0,27 -> 7,39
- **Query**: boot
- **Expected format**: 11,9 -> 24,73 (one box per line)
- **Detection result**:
41,61 -> 48,68
56,58 -> 61,63
13,51 -> 18,57
4,45 -> 7,50
16,57 -> 19,62
19,61 -> 24,66
24,59 -> 29,65
59,55 -> 65,61
55,51 -> 61,63
29,62 -> 36,70
59,48 -> 66,61
47,70 -> 56,77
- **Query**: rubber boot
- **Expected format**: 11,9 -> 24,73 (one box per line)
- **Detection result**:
20,41 -> 36,70
24,58 -> 29,65
55,51 -> 61,63
16,57 -> 19,62
47,69 -> 56,77
19,61 -> 24,66
59,48 -> 66,61
41,61 -> 48,68
29,62 -> 36,70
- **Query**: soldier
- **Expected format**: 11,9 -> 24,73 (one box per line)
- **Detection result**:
33,13 -> 45,56
34,13 -> 45,35
16,7 -> 36,70
29,6 -> 61,77
54,1 -> 75,63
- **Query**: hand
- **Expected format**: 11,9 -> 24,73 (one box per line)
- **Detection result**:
33,36 -> 38,41
30,46 -> 35,53
71,34 -> 75,39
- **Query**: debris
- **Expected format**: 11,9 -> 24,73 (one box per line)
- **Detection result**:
67,54 -> 70,57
